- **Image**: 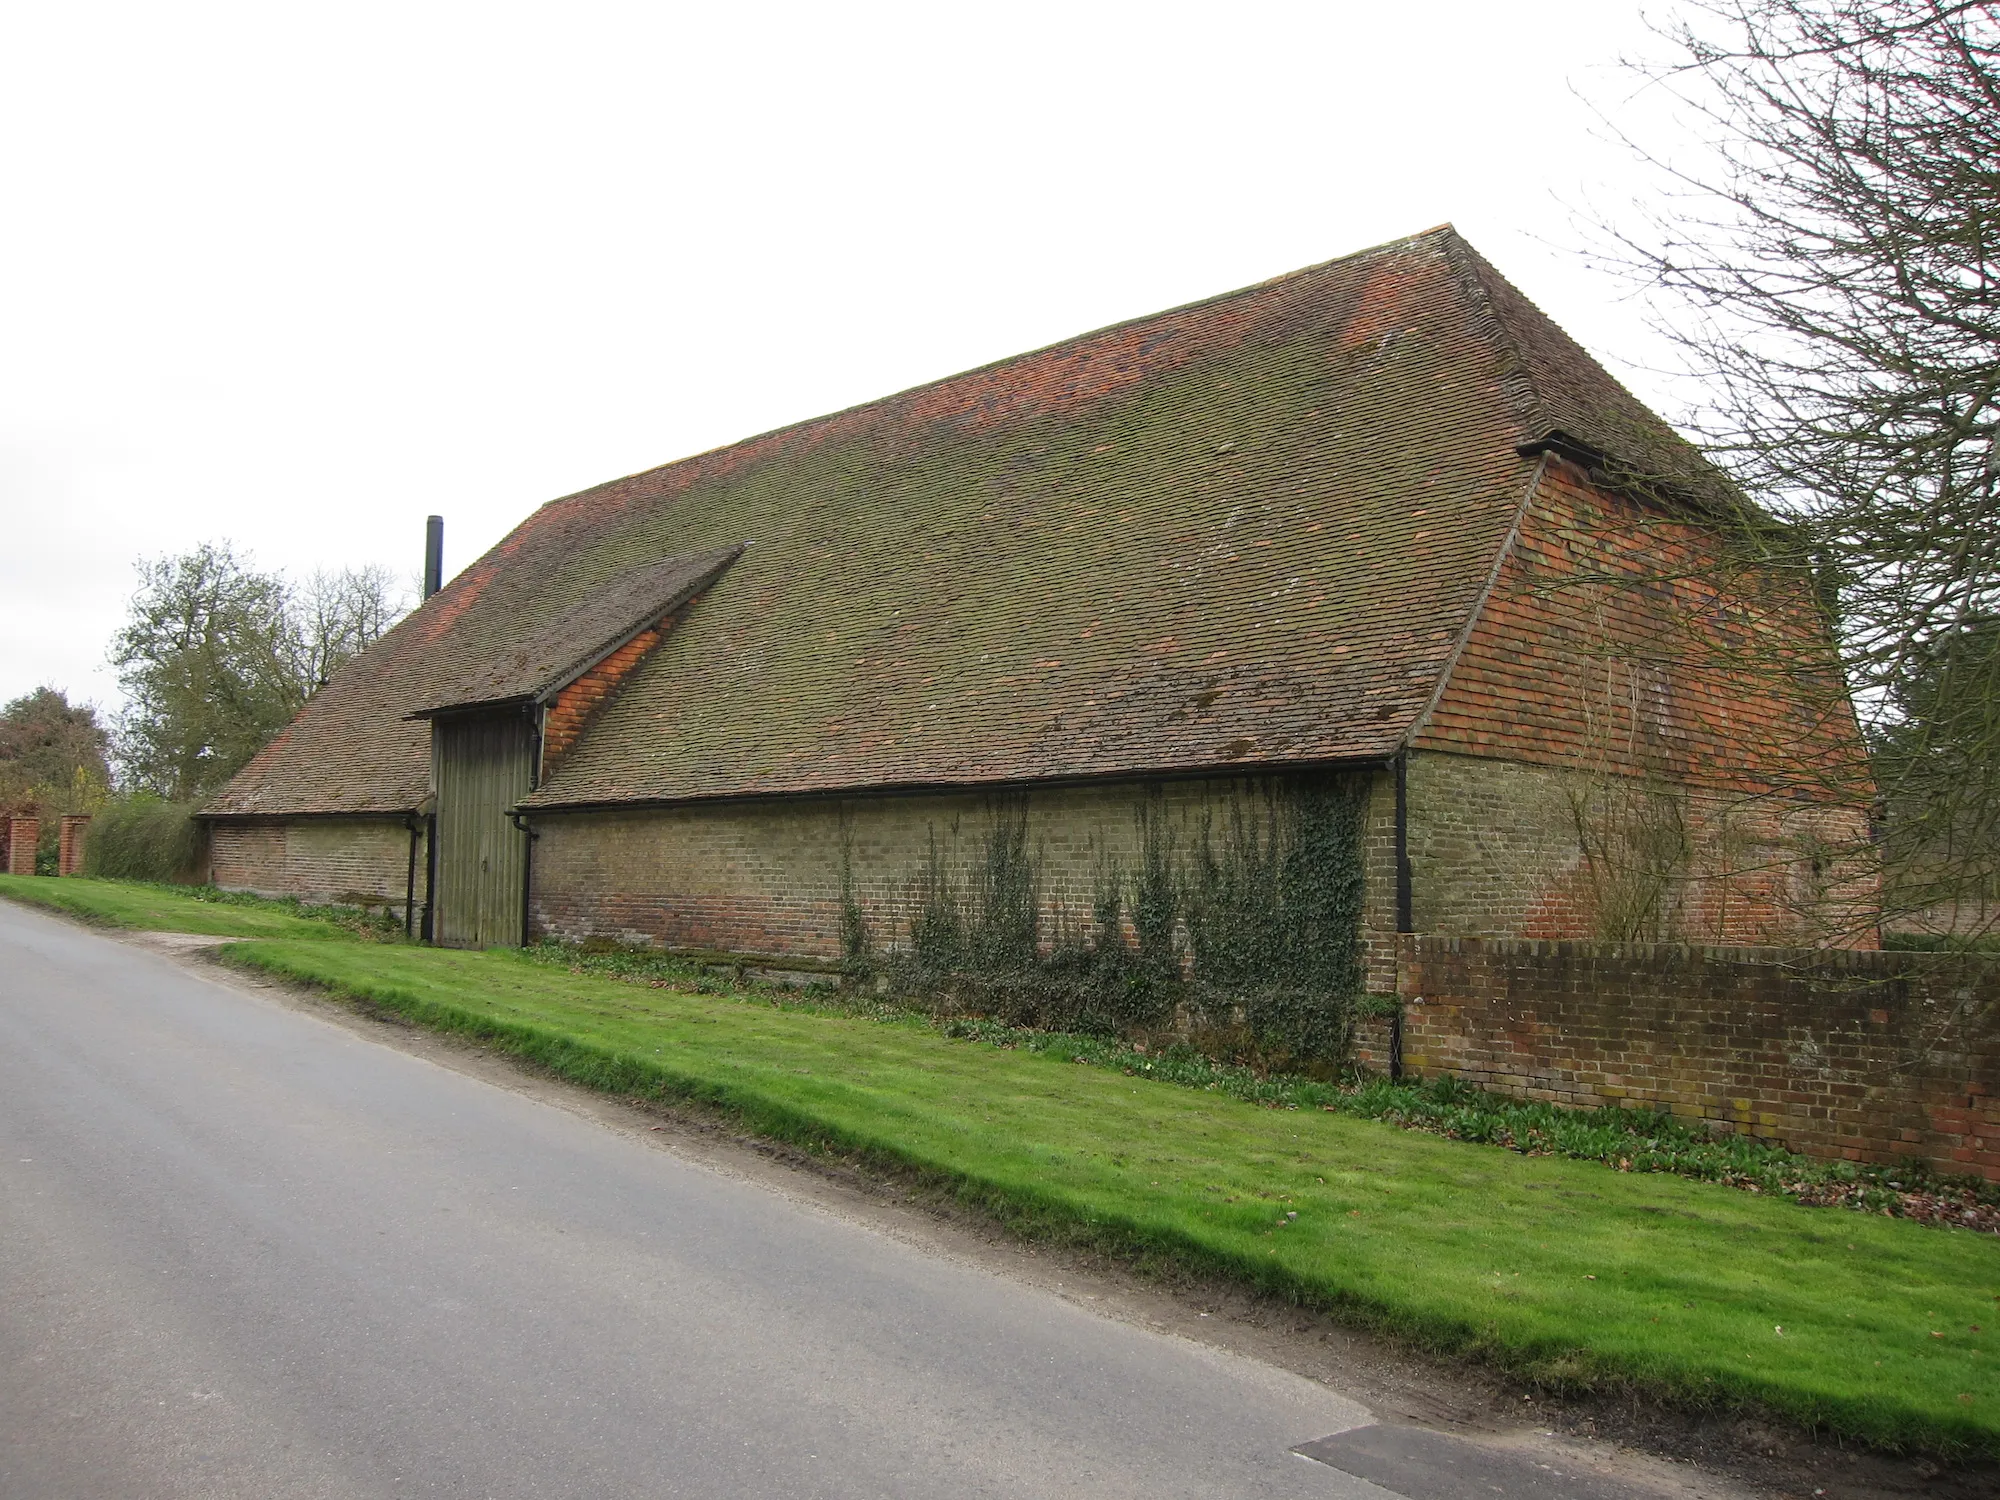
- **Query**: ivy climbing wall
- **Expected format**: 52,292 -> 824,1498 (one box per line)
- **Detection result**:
529,770 -> 1398,970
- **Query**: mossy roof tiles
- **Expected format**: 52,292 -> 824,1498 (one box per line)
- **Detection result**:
203,225 -> 1708,818
407,546 -> 743,718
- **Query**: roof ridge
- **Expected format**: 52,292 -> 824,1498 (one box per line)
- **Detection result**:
1431,226 -> 1555,450
536,225 -> 1468,512
1428,229 -> 1725,502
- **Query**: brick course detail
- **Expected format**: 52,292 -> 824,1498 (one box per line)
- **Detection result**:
57,815 -> 89,876
211,818 -> 422,913
5,817 -> 39,876
1361,935 -> 2000,1183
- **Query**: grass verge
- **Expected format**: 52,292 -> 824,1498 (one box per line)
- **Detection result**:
212,936 -> 2000,1458
0,874 -> 374,939
530,942 -> 2000,1232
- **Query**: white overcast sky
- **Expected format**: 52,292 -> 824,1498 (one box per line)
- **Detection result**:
1,0 -> 1695,714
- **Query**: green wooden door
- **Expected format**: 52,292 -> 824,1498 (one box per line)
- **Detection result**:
433,713 -> 535,948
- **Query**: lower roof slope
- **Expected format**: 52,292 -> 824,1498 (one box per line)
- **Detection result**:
205,225 -> 1706,818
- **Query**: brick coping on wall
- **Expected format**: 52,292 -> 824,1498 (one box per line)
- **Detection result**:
1401,933 -> 1923,972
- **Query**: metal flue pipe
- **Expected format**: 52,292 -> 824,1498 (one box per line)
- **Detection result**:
423,515 -> 444,600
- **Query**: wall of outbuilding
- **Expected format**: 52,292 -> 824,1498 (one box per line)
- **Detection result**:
1399,459 -> 1879,949
529,771 -> 1402,972
1405,751 -> 1877,949
522,748 -> 1871,971
208,749 -> 1870,959
210,817 -> 424,913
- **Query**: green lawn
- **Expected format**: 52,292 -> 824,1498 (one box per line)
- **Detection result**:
0,875 -> 350,939
6,876 -> 1997,1454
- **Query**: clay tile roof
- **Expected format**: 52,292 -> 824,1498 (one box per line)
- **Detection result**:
407,546 -> 743,718
202,225 -> 1711,819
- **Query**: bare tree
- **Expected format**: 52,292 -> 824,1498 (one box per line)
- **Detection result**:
1587,0 -> 2000,942
290,564 -> 410,692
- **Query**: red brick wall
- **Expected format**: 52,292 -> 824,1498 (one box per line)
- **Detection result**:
57,815 -> 88,876
5,817 -> 39,875
1359,935 -> 2000,1182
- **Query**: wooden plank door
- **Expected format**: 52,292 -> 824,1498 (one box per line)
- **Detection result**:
433,713 -> 535,948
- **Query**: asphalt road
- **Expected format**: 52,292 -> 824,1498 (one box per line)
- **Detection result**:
0,903 -> 1671,1500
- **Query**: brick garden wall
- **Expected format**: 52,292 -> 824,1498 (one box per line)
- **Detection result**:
211,818 -> 424,913
1362,935 -> 2000,1182
530,770 -> 1401,963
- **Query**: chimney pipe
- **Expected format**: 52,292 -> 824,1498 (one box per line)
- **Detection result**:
423,515 -> 444,600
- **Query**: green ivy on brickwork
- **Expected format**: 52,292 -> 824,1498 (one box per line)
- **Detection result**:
847,774 -> 1369,1068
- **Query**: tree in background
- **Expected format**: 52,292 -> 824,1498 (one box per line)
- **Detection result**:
292,564 -> 406,694
0,687 -> 113,802
110,543 -> 408,800
1590,0 -> 2000,939
0,688 -> 113,861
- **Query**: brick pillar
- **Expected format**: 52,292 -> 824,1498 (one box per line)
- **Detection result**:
58,815 -> 90,877
6,816 -> 40,875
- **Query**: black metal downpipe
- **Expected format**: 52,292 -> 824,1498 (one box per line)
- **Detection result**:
510,709 -> 543,948
1392,751 -> 1413,1081
421,812 -> 437,943
404,815 -> 420,938
508,808 -> 539,948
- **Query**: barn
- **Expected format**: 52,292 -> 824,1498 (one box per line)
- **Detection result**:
200,226 -> 1876,984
